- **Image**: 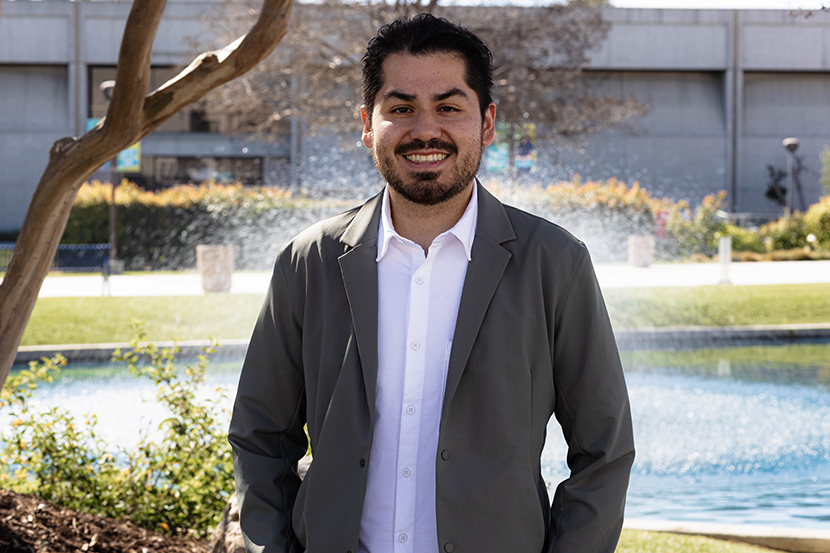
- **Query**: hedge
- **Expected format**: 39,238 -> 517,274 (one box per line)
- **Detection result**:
63,179 -> 830,268
63,181 -> 351,270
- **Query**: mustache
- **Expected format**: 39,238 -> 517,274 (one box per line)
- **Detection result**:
395,139 -> 457,156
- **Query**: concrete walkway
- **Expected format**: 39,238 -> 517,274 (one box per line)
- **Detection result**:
17,259 -> 830,298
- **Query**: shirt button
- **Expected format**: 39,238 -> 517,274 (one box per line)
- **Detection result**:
414,275 -> 424,285
401,468 -> 411,478
410,341 -> 420,350
406,405 -> 416,415
399,533 -> 408,543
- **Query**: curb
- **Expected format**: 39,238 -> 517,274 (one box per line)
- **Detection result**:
14,339 -> 250,366
624,519 -> 830,553
15,324 -> 830,366
614,323 -> 830,351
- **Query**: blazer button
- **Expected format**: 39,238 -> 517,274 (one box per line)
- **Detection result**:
441,449 -> 450,461
359,458 -> 366,468
444,543 -> 455,552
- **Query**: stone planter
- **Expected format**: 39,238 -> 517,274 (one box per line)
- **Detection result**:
627,235 -> 655,268
197,245 -> 234,292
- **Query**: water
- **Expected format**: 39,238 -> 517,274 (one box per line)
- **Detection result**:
3,345 -> 830,529
543,369 -> 830,528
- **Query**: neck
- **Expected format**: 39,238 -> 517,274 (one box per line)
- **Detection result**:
388,182 -> 474,255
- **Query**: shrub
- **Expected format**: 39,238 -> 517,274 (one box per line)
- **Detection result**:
64,181 -> 349,270
760,213 -> 808,251
0,324 -> 233,538
716,224 -> 765,254
660,191 -> 728,259
488,177 -> 658,262
804,196 -> 830,251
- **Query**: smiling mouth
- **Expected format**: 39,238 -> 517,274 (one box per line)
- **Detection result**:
404,153 -> 449,163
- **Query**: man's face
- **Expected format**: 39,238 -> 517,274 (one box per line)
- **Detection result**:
361,52 -> 496,206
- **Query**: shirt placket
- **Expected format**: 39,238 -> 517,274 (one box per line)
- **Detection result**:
393,246 -> 433,552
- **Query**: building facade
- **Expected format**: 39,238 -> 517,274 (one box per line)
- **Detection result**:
1,1 -> 830,233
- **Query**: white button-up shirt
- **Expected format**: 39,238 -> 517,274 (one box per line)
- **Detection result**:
358,186 -> 477,553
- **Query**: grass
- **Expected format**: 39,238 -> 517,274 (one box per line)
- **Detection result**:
21,295 -> 263,346
19,282 -> 830,346
616,530 -> 775,553
605,283 -> 830,329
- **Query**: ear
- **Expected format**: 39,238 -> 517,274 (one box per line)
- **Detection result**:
481,103 -> 496,147
360,106 -> 373,149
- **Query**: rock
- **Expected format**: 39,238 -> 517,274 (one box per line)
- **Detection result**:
208,493 -> 244,553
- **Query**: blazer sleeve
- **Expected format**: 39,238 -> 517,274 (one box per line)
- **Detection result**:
546,249 -> 635,553
228,254 -> 308,553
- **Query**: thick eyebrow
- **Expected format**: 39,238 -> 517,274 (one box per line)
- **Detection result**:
381,87 -> 470,104
382,90 -> 416,103
433,88 -> 469,102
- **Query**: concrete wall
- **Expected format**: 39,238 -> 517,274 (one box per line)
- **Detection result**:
2,2 -> 830,232
581,8 -> 830,214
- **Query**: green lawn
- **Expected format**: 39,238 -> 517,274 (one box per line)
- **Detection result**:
21,295 -> 263,345
605,283 -> 830,329
19,282 -> 830,346
617,530 -> 775,553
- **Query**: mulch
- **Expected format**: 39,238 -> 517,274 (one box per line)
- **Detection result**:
0,489 -> 209,553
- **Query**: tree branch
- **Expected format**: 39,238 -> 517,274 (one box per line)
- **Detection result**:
0,0 -> 294,388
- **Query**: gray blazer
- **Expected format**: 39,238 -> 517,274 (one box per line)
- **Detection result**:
229,183 -> 635,553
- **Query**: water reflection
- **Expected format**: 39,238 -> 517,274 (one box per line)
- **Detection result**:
3,344 -> 830,529
542,342 -> 830,529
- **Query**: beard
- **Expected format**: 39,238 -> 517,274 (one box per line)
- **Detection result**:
373,136 -> 483,206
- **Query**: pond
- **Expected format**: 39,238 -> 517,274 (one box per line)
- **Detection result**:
3,343 -> 829,529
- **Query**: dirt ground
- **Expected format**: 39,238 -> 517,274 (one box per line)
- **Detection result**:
0,489 -> 209,553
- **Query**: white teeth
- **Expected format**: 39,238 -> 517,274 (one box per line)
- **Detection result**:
405,153 -> 448,163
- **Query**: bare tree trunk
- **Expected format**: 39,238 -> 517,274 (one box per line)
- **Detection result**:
0,0 -> 293,389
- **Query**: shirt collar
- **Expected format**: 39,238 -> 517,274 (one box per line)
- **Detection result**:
376,183 -> 478,262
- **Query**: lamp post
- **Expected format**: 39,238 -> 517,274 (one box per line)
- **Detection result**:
99,80 -> 120,269
783,137 -> 799,215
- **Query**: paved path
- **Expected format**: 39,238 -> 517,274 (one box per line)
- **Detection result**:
15,259 -> 830,298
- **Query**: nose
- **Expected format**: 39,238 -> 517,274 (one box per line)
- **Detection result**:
409,110 -> 441,142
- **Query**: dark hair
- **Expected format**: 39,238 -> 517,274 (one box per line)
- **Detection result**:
361,13 -> 494,121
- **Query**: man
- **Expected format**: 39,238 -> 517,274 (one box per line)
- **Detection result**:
229,13 -> 634,553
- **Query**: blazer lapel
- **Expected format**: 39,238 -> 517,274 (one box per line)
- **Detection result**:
338,192 -> 383,419
443,183 -> 516,416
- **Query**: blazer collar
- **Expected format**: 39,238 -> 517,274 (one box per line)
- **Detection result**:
341,190 -> 383,249
442,181 -> 516,417
474,181 -> 517,246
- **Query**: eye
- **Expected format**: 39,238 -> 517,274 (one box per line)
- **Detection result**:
391,106 -> 413,114
438,106 -> 460,112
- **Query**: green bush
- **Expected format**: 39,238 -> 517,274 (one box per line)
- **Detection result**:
63,181 -> 348,270
760,213 -> 808,251
716,224 -> 765,254
804,195 -> 830,251
0,324 -> 233,538
660,191 -> 728,259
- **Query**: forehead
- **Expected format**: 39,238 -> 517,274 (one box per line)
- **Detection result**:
377,52 -> 472,102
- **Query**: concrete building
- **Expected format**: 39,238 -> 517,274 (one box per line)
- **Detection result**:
2,1 -> 830,233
